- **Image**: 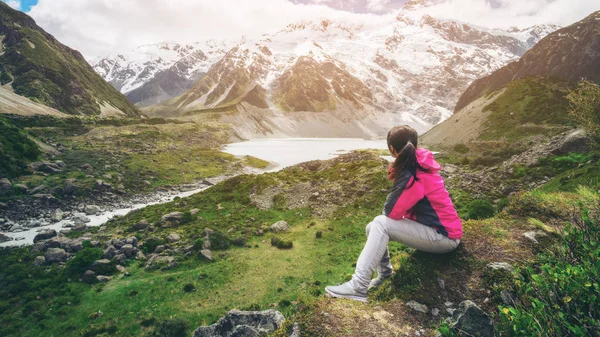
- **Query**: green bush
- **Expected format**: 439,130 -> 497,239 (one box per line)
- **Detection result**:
193,238 -> 204,250
453,144 -> 470,154
142,237 -> 165,254
0,117 -> 41,178
151,318 -> 189,337
66,247 -> 103,275
271,237 -> 293,249
209,231 -> 231,251
567,80 -> 600,148
466,199 -> 495,220
0,71 -> 13,85
498,207 -> 600,336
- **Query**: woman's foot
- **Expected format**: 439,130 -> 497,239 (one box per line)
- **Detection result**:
368,272 -> 393,290
325,282 -> 368,302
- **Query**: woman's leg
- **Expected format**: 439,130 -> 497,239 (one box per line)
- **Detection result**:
366,222 -> 393,279
350,215 -> 460,292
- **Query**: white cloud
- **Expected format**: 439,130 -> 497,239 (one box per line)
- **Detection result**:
4,0 -> 21,10
418,0 -> 600,29
367,0 -> 393,12
29,0 -> 389,59
27,0 -> 600,60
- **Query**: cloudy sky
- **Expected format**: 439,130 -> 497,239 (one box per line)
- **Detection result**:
2,0 -> 599,60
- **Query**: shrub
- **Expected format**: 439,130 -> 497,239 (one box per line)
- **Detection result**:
498,207 -> 600,336
271,237 -> 293,249
231,236 -> 247,247
567,80 -> 600,148
0,117 -> 41,178
453,144 -> 470,154
183,283 -> 195,293
210,231 -> 231,250
193,238 -> 204,250
66,247 -> 103,275
151,318 -> 189,337
466,199 -> 495,220
142,237 -> 165,254
0,71 -> 13,85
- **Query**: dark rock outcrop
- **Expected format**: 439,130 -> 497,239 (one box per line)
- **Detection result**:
193,310 -> 285,337
450,300 -> 493,337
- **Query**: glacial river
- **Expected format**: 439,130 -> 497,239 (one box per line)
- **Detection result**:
1,138 -> 389,247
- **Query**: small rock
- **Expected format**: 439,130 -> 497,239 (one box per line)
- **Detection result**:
116,265 -> 126,273
487,262 -> 514,273
166,233 -> 181,243
84,205 -> 101,215
96,275 -> 112,283
33,256 -> 46,266
437,277 -> 445,290
270,220 -> 290,233
432,308 -> 440,316
450,300 -> 493,337
190,208 -> 200,215
200,249 -> 213,261
407,300 -> 428,313
72,213 -> 91,225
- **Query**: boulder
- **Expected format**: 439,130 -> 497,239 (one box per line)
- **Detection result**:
0,178 -> 12,196
125,236 -> 138,246
95,180 -> 113,191
33,256 -> 46,266
72,213 -> 91,225
162,212 -> 184,223
51,209 -> 64,222
103,245 -> 117,259
112,253 -> 127,265
28,185 -> 47,195
190,208 -> 200,215
166,233 -> 181,243
200,249 -> 213,261
33,229 -> 57,243
84,205 -> 101,215
450,300 -> 493,337
30,161 -> 64,174
130,220 -> 149,231
193,310 -> 285,337
91,259 -> 114,274
553,129 -> 590,155
82,270 -> 96,283
118,244 -> 136,258
270,221 -> 290,233
0,233 -> 13,243
45,248 -> 67,263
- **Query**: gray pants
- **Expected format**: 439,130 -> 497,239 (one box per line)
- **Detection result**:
350,215 -> 460,292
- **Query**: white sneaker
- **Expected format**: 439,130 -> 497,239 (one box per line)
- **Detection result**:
325,282 -> 368,302
368,273 -> 392,290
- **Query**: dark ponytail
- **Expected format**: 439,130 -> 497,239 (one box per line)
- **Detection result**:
387,125 -> 428,186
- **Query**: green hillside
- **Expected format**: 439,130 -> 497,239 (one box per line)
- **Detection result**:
0,2 -> 141,117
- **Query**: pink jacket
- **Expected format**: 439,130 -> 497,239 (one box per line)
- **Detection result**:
383,148 -> 463,239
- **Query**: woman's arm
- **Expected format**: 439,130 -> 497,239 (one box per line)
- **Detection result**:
383,175 -> 425,220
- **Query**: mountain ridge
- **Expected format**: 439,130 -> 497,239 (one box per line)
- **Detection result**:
0,2 -> 142,117
455,10 -> 600,112
94,11 -> 558,136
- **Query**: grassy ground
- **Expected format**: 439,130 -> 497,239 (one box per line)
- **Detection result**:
0,115 -> 242,201
1,149 -> 598,337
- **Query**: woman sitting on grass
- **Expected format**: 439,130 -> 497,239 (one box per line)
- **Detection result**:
326,125 -> 463,302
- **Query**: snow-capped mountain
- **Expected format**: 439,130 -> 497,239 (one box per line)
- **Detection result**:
93,5 -> 558,137
93,40 -> 235,106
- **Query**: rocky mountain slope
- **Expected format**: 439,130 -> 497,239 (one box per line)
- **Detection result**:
0,2 -> 141,117
94,3 -> 557,137
94,40 -> 235,107
455,10 -> 600,112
